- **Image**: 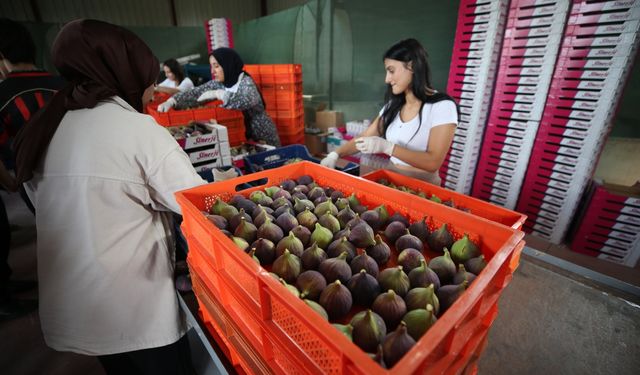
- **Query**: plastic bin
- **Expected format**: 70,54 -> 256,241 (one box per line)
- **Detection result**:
362,169 -> 527,230
243,145 -> 359,175
176,162 -> 525,375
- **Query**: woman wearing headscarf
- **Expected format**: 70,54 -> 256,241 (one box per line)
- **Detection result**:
13,20 -> 204,374
158,48 -> 281,147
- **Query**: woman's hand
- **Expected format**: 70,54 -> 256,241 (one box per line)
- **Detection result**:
157,98 -> 176,112
355,136 -> 395,156
320,152 -> 339,169
197,89 -> 226,103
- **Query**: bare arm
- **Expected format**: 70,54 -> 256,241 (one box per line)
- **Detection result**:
155,86 -> 181,95
389,123 -> 456,173
333,116 -> 382,157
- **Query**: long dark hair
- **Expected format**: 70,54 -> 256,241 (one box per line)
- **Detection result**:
379,38 -> 457,140
163,58 -> 185,84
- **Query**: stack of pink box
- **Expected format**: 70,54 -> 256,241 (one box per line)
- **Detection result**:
471,0 -> 570,208
570,182 -> 640,267
441,0 -> 509,193
515,0 -> 640,243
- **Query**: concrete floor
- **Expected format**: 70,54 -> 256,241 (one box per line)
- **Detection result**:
2,188 -> 639,374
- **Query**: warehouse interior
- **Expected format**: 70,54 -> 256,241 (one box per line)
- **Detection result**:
1,0 -> 639,374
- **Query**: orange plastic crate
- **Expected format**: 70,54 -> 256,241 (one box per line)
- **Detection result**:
262,82 -> 303,93
146,105 -> 171,126
273,115 -> 304,128
256,64 -> 302,75
176,162 -> 525,374
362,169 -> 527,230
169,110 -> 195,126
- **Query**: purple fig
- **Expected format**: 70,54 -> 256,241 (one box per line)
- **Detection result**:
361,209 -> 383,231
427,223 -> 454,254
408,259 -> 441,290
348,222 -> 376,248
327,236 -> 357,261
436,280 -> 468,313
296,270 -> 327,300
276,212 -> 299,234
464,255 -> 487,275
384,221 -> 407,244
296,175 -> 314,185
276,231 -> 304,257
366,234 -> 391,266
347,269 -> 380,306
428,249 -> 456,284
272,249 -> 301,283
318,251 -> 352,283
291,224 -> 311,246
296,208 -> 318,231
319,280 -> 352,320
397,248 -> 425,274
251,238 -> 275,264
382,322 -> 415,368
372,289 -> 407,330
350,309 -> 386,353
206,214 -> 228,230
301,242 -> 328,271
395,229 -> 424,253
377,266 -> 410,297
388,212 -> 409,227
452,264 -> 476,285
408,216 -> 430,243
350,251 -> 379,278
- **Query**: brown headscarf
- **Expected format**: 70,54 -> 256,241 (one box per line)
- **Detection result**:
13,19 -> 159,183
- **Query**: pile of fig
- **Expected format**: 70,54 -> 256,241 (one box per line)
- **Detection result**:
203,175 -> 487,369
375,178 -> 470,213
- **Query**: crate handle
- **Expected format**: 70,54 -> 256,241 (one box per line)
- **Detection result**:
235,177 -> 270,192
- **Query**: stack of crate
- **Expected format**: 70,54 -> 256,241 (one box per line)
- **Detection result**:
245,64 -> 304,145
441,0 -> 510,193
516,0 -> 640,243
471,0 -> 570,208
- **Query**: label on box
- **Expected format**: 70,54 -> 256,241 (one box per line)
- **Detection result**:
192,156 -> 233,171
188,142 -> 231,164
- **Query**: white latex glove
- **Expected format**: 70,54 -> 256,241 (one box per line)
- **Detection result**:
320,151 -> 339,169
355,136 -> 395,155
157,98 -> 176,112
197,89 -> 226,103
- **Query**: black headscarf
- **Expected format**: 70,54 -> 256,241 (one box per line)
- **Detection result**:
211,48 -> 244,88
13,19 -> 159,183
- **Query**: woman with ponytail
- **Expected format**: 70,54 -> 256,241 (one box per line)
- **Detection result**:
321,38 -> 458,185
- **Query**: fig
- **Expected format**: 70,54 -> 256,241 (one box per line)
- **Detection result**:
408,259 -> 441,290
318,211 -> 341,234
347,193 -> 360,209
228,194 -> 245,206
276,232 -> 304,257
304,299 -> 329,321
429,194 -> 442,203
308,186 -> 325,201
272,249 -> 301,283
251,204 -> 273,220
350,309 -> 387,353
296,270 -> 327,300
220,229 -> 232,238
293,184 -> 309,195
353,204 -> 368,215
404,284 -> 439,314
319,280 -> 353,320
257,218 -> 284,244
348,270 -> 380,306
427,223 -> 454,254
333,323 -> 353,341
388,212 -> 409,227
297,175 -> 314,185
274,205 -> 294,218
231,236 -> 249,251
408,216 -> 430,243
219,201 -> 240,221
452,264 -> 476,285
347,214 -> 365,229
428,249 -> 456,284
271,196 -> 292,210
311,223 -> 333,249
210,198 -> 233,216
247,248 -> 260,264
403,304 -> 437,341
234,217 -> 258,243
279,278 -> 300,297
369,345 -> 387,369
337,206 -> 357,229
395,229 -> 424,253
328,189 -> 343,201
276,212 -> 299,234
327,236 -> 357,261
301,242 -> 328,271
251,238 -> 276,264
464,254 -> 487,275
273,189 -> 292,201
335,197 -> 351,211
318,251 -> 352,283
451,234 -> 481,265
235,198 -> 257,214
361,209 -> 382,231
374,204 -> 389,226
382,322 -> 416,368
377,266 -> 410,297
436,280 -> 468,313
292,192 -> 307,201
350,251 -> 379,278
252,192 -> 273,206
229,208 -> 253,231
291,224 -> 311,246
296,208 -> 318,231
397,248 -> 425,274
280,179 -> 296,191
314,200 -> 338,217
384,221 -> 407,244
366,235 -> 391,266
333,225 -> 352,242
253,208 -> 275,228
313,194 -> 329,205
348,222 -> 377,248
206,214 -> 228,230
293,197 -> 315,214
372,289 -> 407,330
264,186 -> 281,198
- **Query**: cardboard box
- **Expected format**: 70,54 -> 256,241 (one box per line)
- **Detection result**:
315,110 -> 344,131
305,131 -> 327,156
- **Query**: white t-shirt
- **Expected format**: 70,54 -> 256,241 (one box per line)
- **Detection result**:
25,96 -> 205,355
378,100 -> 458,166
159,77 -> 194,92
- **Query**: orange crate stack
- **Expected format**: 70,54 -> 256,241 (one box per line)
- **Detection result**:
246,64 -> 304,146
176,162 -> 525,375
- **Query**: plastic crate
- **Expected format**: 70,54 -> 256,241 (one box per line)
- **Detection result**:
363,169 -> 527,230
243,145 -> 359,175
176,162 -> 525,374
146,105 -> 171,126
